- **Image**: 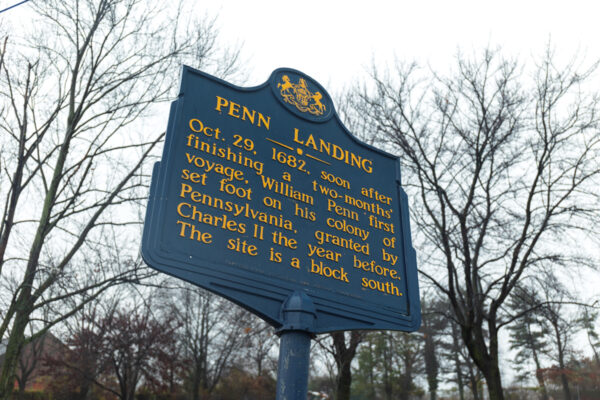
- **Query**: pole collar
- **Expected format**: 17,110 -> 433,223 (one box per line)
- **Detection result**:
276,291 -> 317,335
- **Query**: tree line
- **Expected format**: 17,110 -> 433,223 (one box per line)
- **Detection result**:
1,1 -> 599,400
18,284 -> 277,400
343,45 -> 600,400
5,284 -> 600,400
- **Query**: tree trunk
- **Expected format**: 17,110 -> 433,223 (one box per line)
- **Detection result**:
554,325 -> 571,400
451,323 -> 465,400
423,330 -> 438,400
535,369 -> 549,400
558,356 -> 571,400
529,326 -> 549,400
17,383 -> 26,400
367,341 -> 376,400
191,365 -> 201,400
331,331 -> 363,400
335,360 -> 352,400
0,103 -> 71,399
559,372 -> 571,400
482,365 -> 503,400
467,366 -> 480,400
382,336 -> 392,400
456,360 -> 466,400
462,325 -> 504,400
16,369 -> 27,400
81,380 -> 93,400
399,363 -> 413,400
0,310 -> 29,399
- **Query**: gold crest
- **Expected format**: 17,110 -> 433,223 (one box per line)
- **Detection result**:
277,75 -> 326,116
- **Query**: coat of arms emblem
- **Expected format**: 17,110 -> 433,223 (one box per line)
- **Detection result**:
277,75 -> 326,116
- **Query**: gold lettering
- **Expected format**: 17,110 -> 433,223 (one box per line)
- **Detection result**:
291,127 -> 373,173
219,179 -> 252,200
227,237 -> 258,256
228,101 -> 241,118
310,259 -> 349,283
307,244 -> 341,262
368,214 -> 395,233
241,107 -> 255,124
327,199 -> 358,221
214,95 -> 270,131
176,221 -> 213,243
361,187 -> 392,205
314,230 -> 370,256
326,217 -> 370,241
320,170 -> 350,189
269,247 -> 282,262
258,113 -> 271,130
215,96 -> 228,112
271,230 -> 297,249
294,203 -> 316,221
361,277 -> 402,296
353,254 -> 401,280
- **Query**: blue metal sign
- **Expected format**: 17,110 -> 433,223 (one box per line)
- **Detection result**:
142,66 -> 420,333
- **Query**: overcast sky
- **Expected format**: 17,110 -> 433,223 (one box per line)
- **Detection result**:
3,0 -> 598,88
203,0 -> 600,91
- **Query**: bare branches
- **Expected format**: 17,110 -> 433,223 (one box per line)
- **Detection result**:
353,47 -> 600,398
0,1 -> 242,397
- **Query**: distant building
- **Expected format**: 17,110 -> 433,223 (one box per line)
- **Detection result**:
0,332 -> 67,393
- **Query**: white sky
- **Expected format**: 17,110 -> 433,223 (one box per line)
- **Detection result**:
204,0 -> 600,90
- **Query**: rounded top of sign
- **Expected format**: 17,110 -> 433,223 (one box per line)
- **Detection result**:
269,68 -> 334,123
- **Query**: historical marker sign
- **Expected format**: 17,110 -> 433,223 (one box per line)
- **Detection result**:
142,66 -> 421,333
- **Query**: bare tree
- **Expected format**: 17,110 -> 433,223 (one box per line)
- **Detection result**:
171,285 -> 252,400
42,292 -> 122,399
103,301 -> 179,400
314,331 -> 365,400
508,273 -> 592,400
238,319 -> 278,378
352,47 -> 600,400
14,329 -> 56,398
351,331 -> 424,400
420,296 -> 448,400
46,293 -> 180,400
0,0 -> 240,397
535,274 -> 580,400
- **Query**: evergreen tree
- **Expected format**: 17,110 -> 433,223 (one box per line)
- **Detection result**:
507,288 -> 550,400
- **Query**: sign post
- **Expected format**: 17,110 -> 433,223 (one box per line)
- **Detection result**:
275,292 -> 315,399
141,66 -> 421,399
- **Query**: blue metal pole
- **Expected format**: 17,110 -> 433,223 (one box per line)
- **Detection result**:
276,330 -> 312,400
276,292 -> 317,400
